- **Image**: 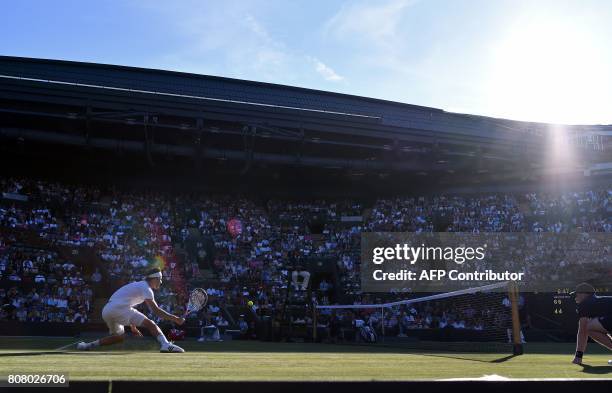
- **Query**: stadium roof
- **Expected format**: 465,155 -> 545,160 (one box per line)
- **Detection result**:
0,56 -> 609,181
3,56 -> 608,134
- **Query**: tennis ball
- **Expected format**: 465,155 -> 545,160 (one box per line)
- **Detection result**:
247,301 -> 254,307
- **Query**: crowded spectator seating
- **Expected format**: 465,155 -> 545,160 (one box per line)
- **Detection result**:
0,177 -> 609,340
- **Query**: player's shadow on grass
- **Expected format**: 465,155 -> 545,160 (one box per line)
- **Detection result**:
580,364 -> 612,375
0,351 -> 129,357
419,353 -> 517,363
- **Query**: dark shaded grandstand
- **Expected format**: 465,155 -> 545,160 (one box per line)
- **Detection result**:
1,55 -> 609,195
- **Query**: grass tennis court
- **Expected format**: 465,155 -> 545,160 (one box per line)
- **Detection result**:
0,337 -> 610,381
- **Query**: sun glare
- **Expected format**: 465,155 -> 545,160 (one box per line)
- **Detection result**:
485,13 -> 610,125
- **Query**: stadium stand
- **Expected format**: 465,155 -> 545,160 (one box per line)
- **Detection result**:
1,176 -> 609,344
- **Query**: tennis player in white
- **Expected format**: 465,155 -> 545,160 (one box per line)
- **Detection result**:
77,268 -> 186,353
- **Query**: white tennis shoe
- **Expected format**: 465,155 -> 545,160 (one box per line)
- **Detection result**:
160,343 -> 185,353
76,342 -> 90,351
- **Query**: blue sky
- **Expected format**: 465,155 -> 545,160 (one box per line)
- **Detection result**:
2,0 -> 611,125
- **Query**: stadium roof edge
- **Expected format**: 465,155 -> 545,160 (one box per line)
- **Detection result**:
2,55 -> 609,129
0,55 -> 444,113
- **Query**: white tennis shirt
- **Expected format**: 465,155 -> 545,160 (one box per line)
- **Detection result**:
108,281 -> 155,307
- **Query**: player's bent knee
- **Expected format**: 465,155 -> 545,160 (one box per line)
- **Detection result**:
141,318 -> 158,329
587,318 -> 606,333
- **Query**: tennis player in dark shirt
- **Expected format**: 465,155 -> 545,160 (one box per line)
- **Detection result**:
571,283 -> 612,365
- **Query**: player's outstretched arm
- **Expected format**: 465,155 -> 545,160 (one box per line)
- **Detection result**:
573,317 -> 589,364
144,299 -> 185,325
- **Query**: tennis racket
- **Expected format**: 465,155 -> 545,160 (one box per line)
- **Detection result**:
183,288 -> 208,317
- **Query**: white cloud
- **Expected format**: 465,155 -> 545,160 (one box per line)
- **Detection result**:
309,57 -> 344,82
139,1 -> 346,86
244,14 -> 272,42
136,2 -> 291,82
325,0 -> 417,47
319,0 -> 498,115
321,0 -> 427,81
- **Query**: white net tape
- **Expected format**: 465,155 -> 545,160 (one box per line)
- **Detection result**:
316,281 -> 509,309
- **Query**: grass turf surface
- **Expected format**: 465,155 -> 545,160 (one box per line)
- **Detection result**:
0,337 -> 610,381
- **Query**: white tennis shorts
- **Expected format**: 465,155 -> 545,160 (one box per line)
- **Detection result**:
102,303 -> 147,335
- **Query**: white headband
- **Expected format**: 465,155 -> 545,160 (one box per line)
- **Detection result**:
147,272 -> 162,279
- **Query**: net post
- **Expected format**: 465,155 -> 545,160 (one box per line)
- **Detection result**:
312,304 -> 317,342
381,306 -> 385,343
508,281 -> 524,355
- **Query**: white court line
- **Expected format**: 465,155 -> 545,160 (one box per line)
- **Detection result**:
438,374 -> 612,381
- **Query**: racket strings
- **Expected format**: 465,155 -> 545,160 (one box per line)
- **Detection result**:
186,288 -> 208,314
